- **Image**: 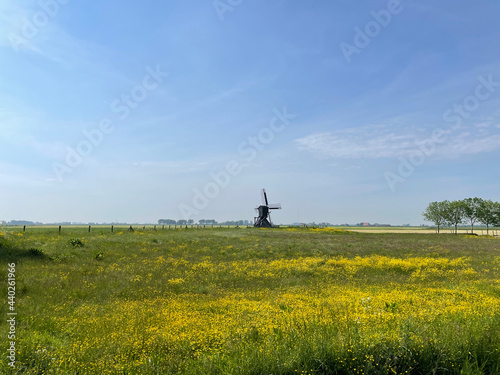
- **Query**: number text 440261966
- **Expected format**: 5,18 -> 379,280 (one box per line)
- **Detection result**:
7,263 -> 16,368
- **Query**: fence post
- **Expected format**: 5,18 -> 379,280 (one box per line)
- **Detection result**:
111,225 -> 114,233
59,225 -> 61,234
89,226 -> 91,233
23,225 -> 26,233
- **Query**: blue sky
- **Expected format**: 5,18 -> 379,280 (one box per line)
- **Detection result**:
1,0 -> 499,225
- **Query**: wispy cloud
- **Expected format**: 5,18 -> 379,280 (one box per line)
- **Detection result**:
442,132 -> 500,158
295,123 -> 500,160
295,125 -> 419,159
0,2 -> 63,58
0,3 -> 29,47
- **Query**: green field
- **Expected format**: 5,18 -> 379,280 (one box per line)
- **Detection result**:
1,227 -> 499,374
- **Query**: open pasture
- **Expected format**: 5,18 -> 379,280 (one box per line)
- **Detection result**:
1,227 -> 499,374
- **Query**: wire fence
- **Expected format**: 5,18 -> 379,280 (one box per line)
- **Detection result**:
1,225 -> 499,236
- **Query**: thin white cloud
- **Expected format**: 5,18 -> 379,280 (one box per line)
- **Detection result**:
0,2 -> 58,56
0,108 -> 67,159
128,160 -> 212,173
295,126 -> 418,159
295,124 -> 500,160
442,133 -> 500,158
0,1 -> 124,77
0,3 -> 29,47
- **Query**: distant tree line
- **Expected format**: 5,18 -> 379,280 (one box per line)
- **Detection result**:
3,220 -> 44,226
199,220 -> 218,225
219,220 -> 253,226
158,219 -> 253,226
158,219 -> 195,225
423,198 -> 500,234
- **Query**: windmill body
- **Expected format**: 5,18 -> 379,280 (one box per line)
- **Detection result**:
254,189 -> 282,228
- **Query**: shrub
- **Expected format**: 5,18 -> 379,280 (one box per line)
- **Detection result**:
67,238 -> 84,247
27,248 -> 45,257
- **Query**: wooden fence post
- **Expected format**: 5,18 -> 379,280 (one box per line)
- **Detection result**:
111,225 -> 114,233
88,226 -> 91,233
59,226 -> 61,234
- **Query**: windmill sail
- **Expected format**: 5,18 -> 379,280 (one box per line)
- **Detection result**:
261,189 -> 269,206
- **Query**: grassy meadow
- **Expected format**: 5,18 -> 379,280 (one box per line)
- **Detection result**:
0,227 -> 499,374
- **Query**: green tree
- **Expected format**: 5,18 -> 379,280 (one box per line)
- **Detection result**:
444,200 -> 465,234
462,197 -> 483,234
158,219 -> 176,225
477,199 -> 500,235
492,202 -> 500,229
422,201 -> 449,233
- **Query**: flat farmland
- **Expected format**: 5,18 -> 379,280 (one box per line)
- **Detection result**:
0,227 -> 499,374
342,227 -> 500,235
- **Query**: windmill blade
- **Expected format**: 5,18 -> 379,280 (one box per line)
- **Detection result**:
268,204 -> 282,209
261,189 -> 269,206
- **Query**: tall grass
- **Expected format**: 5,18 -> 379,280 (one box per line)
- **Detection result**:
0,227 -> 499,374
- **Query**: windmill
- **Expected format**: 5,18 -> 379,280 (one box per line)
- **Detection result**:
254,189 -> 282,228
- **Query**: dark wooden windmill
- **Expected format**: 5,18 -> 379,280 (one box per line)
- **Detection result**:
254,189 -> 282,228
